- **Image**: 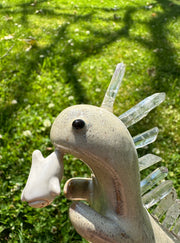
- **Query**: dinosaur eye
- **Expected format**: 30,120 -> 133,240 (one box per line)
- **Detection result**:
72,119 -> 85,129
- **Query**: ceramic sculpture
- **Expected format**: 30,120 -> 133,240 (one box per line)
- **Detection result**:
21,63 -> 180,242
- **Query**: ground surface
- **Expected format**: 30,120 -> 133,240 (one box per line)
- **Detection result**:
0,0 -> 180,242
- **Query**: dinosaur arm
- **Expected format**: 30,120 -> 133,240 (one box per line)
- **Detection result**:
69,202 -> 130,243
64,178 -> 92,201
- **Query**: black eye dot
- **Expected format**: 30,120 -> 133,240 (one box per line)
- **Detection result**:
72,119 -> 85,129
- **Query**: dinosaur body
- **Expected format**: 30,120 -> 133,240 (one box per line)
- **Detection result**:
21,63 -> 179,242
50,104 -> 176,242
21,104 -> 178,242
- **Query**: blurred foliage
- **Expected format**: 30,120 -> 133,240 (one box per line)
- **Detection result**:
0,0 -> 179,242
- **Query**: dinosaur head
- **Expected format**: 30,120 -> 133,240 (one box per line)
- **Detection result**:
22,104 -> 138,209
50,104 -> 137,171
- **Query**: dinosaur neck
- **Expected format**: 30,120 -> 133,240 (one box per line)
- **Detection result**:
83,151 -> 144,220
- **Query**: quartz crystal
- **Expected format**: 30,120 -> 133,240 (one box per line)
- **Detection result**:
162,199 -> 180,230
101,63 -> 125,112
173,218 -> 180,237
133,127 -> 159,149
142,180 -> 173,209
119,93 -> 166,127
152,188 -> 177,220
138,154 -> 162,171
140,167 -> 168,195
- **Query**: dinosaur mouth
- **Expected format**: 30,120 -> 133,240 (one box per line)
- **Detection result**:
28,199 -> 51,208
54,143 -> 72,153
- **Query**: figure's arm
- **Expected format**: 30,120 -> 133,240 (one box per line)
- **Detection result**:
64,178 -> 92,201
69,202 -> 130,243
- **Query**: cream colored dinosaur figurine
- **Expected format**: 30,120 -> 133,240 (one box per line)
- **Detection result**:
21,63 -> 180,242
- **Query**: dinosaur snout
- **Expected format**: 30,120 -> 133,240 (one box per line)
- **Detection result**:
21,150 -> 64,208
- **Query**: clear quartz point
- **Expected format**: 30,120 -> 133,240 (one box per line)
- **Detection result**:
140,166 -> 168,195
162,199 -> 180,230
133,127 -> 159,149
101,63 -> 125,112
142,180 -> 173,209
119,93 -> 166,127
138,154 -> 162,171
173,218 -> 180,237
152,188 -> 177,220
